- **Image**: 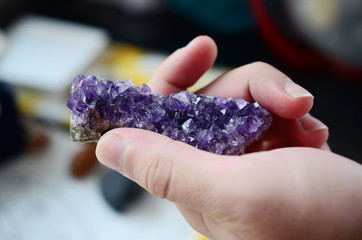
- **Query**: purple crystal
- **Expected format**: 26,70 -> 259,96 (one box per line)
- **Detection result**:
67,75 -> 272,155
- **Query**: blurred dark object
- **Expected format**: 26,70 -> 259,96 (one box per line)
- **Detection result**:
81,0 -> 165,16
0,82 -> 26,161
71,143 -> 99,178
0,82 -> 49,162
1,0 -> 362,76
101,170 -> 144,212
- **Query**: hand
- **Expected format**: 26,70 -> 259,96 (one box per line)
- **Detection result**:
96,36 -> 362,240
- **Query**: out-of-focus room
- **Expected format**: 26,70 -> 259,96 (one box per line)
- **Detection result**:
0,0 -> 361,239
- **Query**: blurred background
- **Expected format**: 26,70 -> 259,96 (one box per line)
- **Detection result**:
0,0 -> 361,239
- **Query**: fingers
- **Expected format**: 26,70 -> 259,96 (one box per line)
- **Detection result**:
197,61 -> 328,149
95,128 -> 229,211
269,114 -> 329,149
246,113 -> 329,152
197,62 -> 314,119
293,113 -> 329,148
148,35 -> 217,96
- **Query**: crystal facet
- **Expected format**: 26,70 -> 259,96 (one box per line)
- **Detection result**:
67,75 -> 272,155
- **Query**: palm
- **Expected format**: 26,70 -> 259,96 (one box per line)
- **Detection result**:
175,147 -> 362,239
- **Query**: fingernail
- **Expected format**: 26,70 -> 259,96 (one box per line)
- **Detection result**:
284,79 -> 314,98
96,134 -> 125,171
298,113 -> 328,133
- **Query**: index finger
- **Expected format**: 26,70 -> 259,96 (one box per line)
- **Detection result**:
148,35 -> 217,96
197,62 -> 314,119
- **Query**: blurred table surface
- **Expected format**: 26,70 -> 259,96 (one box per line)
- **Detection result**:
0,128 -> 195,240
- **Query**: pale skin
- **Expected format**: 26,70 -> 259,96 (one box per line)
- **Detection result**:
96,36 -> 362,240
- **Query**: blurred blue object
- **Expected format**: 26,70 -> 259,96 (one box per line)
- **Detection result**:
0,82 -> 26,161
167,0 -> 275,34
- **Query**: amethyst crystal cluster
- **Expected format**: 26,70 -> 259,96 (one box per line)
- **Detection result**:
67,75 -> 272,155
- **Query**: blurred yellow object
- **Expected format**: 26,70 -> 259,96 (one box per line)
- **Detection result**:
297,0 -> 339,30
100,43 -> 164,86
197,233 -> 210,240
15,88 -> 70,128
96,43 -> 228,90
16,89 -> 37,115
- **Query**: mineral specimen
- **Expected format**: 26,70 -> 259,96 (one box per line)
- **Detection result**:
67,75 -> 272,155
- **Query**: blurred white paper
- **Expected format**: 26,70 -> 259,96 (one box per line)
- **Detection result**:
0,15 -> 109,93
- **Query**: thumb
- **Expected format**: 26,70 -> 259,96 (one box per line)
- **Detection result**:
95,128 -> 226,209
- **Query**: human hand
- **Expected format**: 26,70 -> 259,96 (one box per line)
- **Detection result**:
96,36 -> 362,239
